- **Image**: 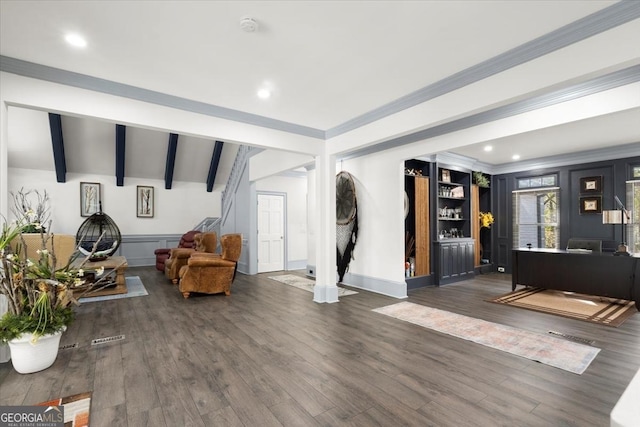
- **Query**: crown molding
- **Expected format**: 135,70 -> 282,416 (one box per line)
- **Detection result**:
326,1 -> 640,139
341,64 -> 640,161
0,56 -> 325,140
488,142 -> 640,175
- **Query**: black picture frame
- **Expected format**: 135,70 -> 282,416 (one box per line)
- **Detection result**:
80,182 -> 101,217
579,196 -> 602,214
137,185 -> 154,218
579,176 -> 602,194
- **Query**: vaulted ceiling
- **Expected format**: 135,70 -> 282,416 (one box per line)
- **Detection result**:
1,1 -> 639,186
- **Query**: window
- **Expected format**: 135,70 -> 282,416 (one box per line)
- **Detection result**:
517,174 -> 557,189
513,187 -> 560,249
627,180 -> 640,254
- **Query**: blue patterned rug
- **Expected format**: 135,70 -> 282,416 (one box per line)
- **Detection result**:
79,276 -> 148,303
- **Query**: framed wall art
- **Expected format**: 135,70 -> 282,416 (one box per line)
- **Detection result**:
579,196 -> 602,214
441,169 -> 451,183
579,176 -> 602,194
137,185 -> 154,218
80,182 -> 101,217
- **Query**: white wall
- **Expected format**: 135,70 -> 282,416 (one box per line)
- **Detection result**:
256,174 -> 308,268
8,168 -> 221,235
338,153 -> 407,296
250,149 -> 313,182
306,154 -> 408,297
306,168 -> 316,272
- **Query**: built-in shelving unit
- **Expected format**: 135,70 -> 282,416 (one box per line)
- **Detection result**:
404,160 -> 431,282
472,180 -> 493,273
436,166 -> 470,239
404,160 -> 492,287
433,165 -> 475,285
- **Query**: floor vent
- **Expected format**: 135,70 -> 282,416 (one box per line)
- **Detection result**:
91,335 -> 125,346
60,343 -> 78,350
548,330 -> 595,346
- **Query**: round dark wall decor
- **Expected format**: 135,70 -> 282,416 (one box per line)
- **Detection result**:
336,171 -> 358,283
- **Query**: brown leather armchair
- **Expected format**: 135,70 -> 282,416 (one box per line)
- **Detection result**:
154,230 -> 199,271
164,232 -> 217,284
178,233 -> 242,298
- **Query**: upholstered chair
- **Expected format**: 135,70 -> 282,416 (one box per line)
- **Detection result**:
164,232 -> 217,284
154,230 -> 199,271
178,233 -> 242,298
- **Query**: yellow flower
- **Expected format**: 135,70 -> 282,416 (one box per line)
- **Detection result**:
479,211 -> 494,228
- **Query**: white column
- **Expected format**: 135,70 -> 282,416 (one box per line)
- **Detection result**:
0,96 -> 11,363
313,148 -> 338,303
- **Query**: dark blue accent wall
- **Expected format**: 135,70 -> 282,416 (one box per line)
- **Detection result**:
491,155 -> 640,273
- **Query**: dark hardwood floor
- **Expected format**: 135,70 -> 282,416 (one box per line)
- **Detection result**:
1,267 -> 639,426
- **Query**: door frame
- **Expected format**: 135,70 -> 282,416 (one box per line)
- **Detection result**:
256,191 -> 287,272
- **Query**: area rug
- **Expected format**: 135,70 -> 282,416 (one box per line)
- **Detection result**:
79,276 -> 148,303
269,274 -> 358,296
38,391 -> 91,426
373,302 -> 600,374
488,287 -> 637,327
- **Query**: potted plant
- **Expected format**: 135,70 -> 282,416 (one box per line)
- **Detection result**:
10,187 -> 50,233
473,171 -> 490,188
0,216 -> 111,374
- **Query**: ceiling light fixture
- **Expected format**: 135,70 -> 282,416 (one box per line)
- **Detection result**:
257,88 -> 271,99
240,16 -> 259,32
484,145 -> 493,152
512,154 -> 521,160
65,33 -> 87,48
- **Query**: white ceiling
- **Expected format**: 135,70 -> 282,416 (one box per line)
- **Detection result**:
1,0 -> 639,182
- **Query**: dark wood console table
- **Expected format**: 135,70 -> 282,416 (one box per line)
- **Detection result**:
512,248 -> 640,310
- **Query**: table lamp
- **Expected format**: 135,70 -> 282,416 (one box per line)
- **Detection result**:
602,195 -> 630,256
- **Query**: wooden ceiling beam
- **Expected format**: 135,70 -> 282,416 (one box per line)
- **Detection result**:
115,124 -> 126,186
164,133 -> 179,189
48,113 -> 66,183
206,140 -> 224,192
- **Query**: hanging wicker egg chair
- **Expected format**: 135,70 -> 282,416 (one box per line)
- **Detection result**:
76,203 -> 121,260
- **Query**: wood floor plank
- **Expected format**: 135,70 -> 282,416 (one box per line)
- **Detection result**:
90,402 -> 128,427
127,406 -> 166,427
121,339 -> 162,416
268,399 -> 322,427
91,343 -> 125,411
0,267 -> 638,427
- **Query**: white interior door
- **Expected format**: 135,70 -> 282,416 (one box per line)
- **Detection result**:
258,194 -> 285,273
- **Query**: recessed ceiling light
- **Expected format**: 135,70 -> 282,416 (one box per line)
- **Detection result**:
484,145 -> 493,152
65,33 -> 87,48
257,88 -> 271,99
512,154 -> 521,160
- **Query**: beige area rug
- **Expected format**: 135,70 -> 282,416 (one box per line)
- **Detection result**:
269,274 -> 358,296
373,302 -> 600,374
38,391 -> 91,426
488,287 -> 637,327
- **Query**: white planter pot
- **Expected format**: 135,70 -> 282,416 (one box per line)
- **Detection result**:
7,329 -> 64,374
